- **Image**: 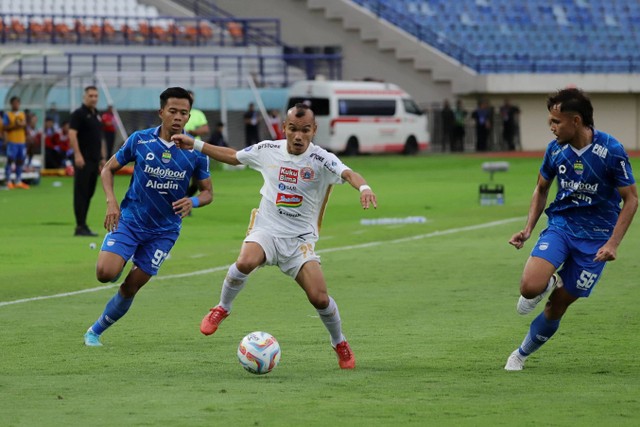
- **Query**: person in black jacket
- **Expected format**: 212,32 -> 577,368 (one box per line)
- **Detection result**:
69,86 -> 105,237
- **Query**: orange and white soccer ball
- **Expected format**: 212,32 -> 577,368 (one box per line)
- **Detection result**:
237,331 -> 281,375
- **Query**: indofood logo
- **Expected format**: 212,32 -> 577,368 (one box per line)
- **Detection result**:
560,179 -> 599,193
143,164 -> 186,180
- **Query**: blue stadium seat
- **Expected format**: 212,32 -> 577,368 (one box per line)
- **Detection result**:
352,0 -> 640,73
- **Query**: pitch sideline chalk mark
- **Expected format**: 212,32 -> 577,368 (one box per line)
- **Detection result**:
0,217 -> 525,308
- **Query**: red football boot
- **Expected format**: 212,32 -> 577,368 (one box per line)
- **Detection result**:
200,306 -> 229,336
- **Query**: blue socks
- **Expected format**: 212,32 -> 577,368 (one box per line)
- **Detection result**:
5,162 -> 23,184
518,312 -> 561,356
90,291 -> 134,335
15,163 -> 23,183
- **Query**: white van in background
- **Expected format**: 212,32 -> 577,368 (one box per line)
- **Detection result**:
286,80 -> 429,155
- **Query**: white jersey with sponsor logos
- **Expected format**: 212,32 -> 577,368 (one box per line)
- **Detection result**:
236,140 -> 350,238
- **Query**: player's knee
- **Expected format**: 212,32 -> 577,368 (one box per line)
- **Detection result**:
519,277 -> 546,299
545,291 -> 574,318
307,291 -> 329,309
235,260 -> 258,275
120,282 -> 142,298
96,265 -> 117,283
544,301 -> 568,319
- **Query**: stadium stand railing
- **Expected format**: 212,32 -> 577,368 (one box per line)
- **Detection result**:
351,0 -> 640,73
0,7 -> 342,87
2,50 -> 342,88
170,0 -> 283,47
0,0 -> 342,87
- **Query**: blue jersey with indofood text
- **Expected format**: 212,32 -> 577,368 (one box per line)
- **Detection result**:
540,129 -> 635,240
115,126 -> 210,233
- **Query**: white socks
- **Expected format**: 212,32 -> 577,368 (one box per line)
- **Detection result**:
316,296 -> 345,347
218,263 -> 248,312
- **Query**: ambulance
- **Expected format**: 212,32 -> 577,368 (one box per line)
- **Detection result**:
286,80 -> 429,155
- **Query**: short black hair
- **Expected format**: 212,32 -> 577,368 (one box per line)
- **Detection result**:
84,85 -> 98,93
159,87 -> 193,109
547,88 -> 594,127
291,102 -> 314,118
9,96 -> 19,103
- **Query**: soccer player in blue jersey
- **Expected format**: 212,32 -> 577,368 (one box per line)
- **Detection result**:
505,88 -> 638,370
83,87 -> 213,347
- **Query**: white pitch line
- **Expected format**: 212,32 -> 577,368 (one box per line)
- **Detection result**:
0,217 -> 524,308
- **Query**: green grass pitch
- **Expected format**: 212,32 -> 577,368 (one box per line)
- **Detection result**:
1,154 -> 639,426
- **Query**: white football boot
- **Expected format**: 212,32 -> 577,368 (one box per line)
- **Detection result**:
504,349 -> 527,371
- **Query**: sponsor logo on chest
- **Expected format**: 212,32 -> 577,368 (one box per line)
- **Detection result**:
276,192 -> 303,207
279,167 -> 298,183
278,183 -> 297,191
592,144 -> 608,159
143,164 -> 186,179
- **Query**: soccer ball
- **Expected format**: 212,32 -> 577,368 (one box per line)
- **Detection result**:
237,331 -> 281,375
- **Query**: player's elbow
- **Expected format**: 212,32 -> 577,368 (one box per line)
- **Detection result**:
200,191 -> 214,207
226,153 -> 241,165
623,191 -> 639,214
100,166 -> 115,181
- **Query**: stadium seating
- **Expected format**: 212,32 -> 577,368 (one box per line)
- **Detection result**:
352,0 -> 640,73
0,0 -> 218,46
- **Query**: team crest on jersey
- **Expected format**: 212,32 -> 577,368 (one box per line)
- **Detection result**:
162,151 -> 172,164
279,167 -> 298,183
300,167 -> 315,181
276,192 -> 303,207
573,160 -> 584,175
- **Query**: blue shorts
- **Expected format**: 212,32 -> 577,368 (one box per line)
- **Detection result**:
6,143 -> 27,161
101,221 -> 179,276
531,227 -> 608,298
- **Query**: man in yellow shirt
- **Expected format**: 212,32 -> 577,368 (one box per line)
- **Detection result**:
3,96 -> 29,189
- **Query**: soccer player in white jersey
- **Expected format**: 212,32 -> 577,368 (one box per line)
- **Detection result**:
172,103 -> 377,369
83,87 -> 213,347
505,88 -> 637,370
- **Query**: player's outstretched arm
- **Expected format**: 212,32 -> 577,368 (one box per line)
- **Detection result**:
101,156 -> 123,232
342,169 -> 377,209
172,134 -> 241,165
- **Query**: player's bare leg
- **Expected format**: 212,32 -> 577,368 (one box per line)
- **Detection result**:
296,261 -> 355,369
84,266 -> 151,346
516,256 -> 561,315
200,242 -> 263,335
96,251 -> 127,284
506,286 -> 578,370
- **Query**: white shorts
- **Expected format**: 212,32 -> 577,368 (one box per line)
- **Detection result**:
245,229 -> 321,279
